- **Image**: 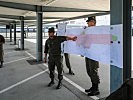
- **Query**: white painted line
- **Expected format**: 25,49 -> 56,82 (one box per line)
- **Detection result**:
25,51 -> 99,100
54,66 -> 99,100
0,69 -> 48,94
4,57 -> 31,65
25,51 -> 35,59
63,76 -> 99,100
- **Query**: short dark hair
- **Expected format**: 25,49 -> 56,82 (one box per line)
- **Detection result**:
48,27 -> 55,33
86,16 -> 96,22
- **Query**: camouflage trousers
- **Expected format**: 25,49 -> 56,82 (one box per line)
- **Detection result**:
0,50 -> 3,61
85,57 -> 100,84
64,53 -> 71,69
48,54 -> 63,81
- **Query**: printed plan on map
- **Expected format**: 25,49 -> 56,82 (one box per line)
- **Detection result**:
61,25 -> 123,68
110,24 -> 123,68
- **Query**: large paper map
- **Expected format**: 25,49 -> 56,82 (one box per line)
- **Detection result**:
57,24 -> 123,68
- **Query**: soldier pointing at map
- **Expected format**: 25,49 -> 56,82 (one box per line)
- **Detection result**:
44,27 -> 77,89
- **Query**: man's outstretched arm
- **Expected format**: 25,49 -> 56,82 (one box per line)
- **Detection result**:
66,36 -> 77,41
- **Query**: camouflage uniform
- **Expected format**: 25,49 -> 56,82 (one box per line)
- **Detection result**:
64,53 -> 71,70
85,57 -> 100,84
85,16 -> 100,96
0,43 -> 4,62
61,40 -> 74,74
44,36 -> 67,81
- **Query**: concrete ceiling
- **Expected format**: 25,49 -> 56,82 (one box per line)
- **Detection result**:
0,0 -> 111,26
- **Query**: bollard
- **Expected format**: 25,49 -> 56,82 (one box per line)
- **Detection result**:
18,39 -> 21,49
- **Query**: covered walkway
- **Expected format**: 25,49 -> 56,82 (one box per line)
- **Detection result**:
0,0 -> 132,100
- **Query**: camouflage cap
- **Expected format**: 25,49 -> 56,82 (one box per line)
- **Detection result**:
86,16 -> 96,22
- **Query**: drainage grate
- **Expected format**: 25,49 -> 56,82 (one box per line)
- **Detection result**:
26,59 -> 44,65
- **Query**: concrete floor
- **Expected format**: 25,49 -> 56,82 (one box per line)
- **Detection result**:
0,38 -> 110,100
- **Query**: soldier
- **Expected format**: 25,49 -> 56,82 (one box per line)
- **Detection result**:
0,35 -> 5,68
84,16 -> 100,96
44,27 -> 77,89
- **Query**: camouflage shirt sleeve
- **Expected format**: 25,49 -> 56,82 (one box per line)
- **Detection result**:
58,36 -> 67,43
44,39 -> 48,53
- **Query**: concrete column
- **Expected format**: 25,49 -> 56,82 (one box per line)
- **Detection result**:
123,0 -> 132,81
6,27 -> 7,38
110,0 -> 132,92
10,24 -> 12,42
110,0 -> 123,93
20,16 -> 24,50
36,6 -> 43,62
27,27 -> 28,37
13,22 -> 16,45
